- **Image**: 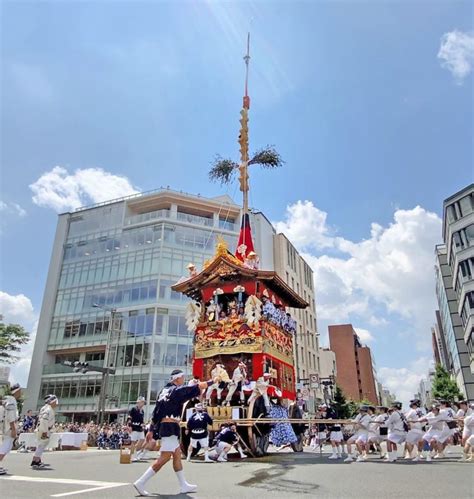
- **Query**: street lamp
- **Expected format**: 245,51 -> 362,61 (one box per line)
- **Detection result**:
92,304 -> 120,424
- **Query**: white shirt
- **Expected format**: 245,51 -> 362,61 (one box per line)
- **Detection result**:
464,410 -> 474,431
456,409 -> 465,418
1,395 -> 18,436
374,413 -> 388,428
253,377 -> 270,395
425,412 -> 445,432
37,404 -> 56,435
231,367 -> 247,384
386,411 -> 405,433
353,413 -> 371,433
368,415 -> 379,435
405,408 -> 423,431
211,365 -> 230,383
439,407 -> 454,421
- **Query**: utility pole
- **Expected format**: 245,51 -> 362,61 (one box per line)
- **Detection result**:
92,304 -> 120,424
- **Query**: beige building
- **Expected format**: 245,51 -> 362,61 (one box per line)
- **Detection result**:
273,232 -> 320,410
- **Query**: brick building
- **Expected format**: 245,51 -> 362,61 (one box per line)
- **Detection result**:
328,324 -> 379,405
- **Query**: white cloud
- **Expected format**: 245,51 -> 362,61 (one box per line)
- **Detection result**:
274,201 -> 336,250
0,291 -> 38,387
0,291 -> 35,324
275,202 -> 441,350
354,328 -> 375,343
378,357 -> 434,407
0,200 -> 27,217
438,30 -> 474,83
30,166 -> 139,212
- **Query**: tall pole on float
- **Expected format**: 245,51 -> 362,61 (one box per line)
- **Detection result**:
238,33 -> 251,216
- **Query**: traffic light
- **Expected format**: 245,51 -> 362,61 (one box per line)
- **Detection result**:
238,108 -> 249,162
63,360 -> 89,374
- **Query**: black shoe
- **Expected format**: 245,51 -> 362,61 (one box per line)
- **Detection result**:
31,462 -> 49,469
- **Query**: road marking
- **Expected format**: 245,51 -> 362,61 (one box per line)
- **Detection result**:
51,484 -> 127,497
0,475 -> 128,497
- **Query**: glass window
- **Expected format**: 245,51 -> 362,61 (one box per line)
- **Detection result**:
459,195 -> 473,217
145,309 -> 154,335
136,314 -> 145,335
165,343 -> 177,366
70,382 -> 77,399
446,205 -> 457,223
133,344 -> 143,366
168,316 -> 179,336
177,344 -> 189,366
466,225 -> 474,245
121,381 -> 130,402
156,313 -> 165,334
124,345 -> 134,366
153,343 -> 162,366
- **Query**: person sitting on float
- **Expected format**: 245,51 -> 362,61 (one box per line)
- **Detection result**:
285,312 -> 296,334
261,295 -> 275,319
206,301 -> 217,322
272,303 -> 285,326
187,263 -> 197,278
243,251 -> 259,270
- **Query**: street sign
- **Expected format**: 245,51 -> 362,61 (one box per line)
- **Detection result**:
295,382 -> 304,390
310,373 -> 319,389
301,388 -> 310,400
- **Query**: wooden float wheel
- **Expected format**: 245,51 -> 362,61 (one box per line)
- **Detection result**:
246,395 -> 270,457
180,399 -> 199,456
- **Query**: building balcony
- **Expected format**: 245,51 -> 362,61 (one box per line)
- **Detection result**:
124,207 -> 237,232
176,211 -> 213,227
124,209 -> 170,226
42,360 -> 104,375
48,336 -> 108,351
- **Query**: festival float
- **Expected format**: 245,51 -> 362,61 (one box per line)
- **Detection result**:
172,35 -> 309,456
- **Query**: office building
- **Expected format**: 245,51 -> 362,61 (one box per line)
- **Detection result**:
418,371 -> 435,409
328,324 -> 379,405
379,387 -> 396,408
431,310 -> 450,368
433,183 -> 474,401
25,189 -> 243,420
273,233 -> 320,411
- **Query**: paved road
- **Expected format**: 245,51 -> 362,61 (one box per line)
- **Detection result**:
0,447 -> 472,498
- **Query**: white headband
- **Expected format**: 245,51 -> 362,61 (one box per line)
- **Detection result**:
171,372 -> 185,381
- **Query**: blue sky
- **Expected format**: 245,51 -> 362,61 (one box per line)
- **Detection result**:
1,1 -> 472,403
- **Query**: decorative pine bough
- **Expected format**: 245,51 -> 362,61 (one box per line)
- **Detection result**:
209,147 -> 284,185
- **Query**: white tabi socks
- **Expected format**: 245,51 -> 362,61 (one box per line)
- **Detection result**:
176,470 -> 197,493
133,467 -> 155,497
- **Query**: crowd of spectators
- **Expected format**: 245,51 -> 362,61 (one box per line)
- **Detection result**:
18,412 -> 133,449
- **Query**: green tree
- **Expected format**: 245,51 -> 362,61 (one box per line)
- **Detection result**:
332,385 -> 351,418
0,322 -> 30,364
431,364 -> 463,403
